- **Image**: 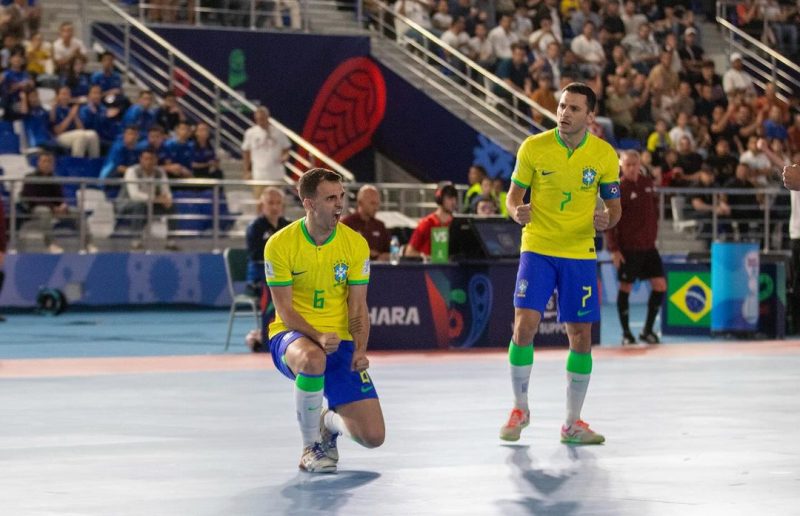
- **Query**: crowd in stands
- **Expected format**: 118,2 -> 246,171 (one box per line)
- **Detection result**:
391,0 -> 800,244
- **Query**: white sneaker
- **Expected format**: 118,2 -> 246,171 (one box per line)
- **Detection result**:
560,419 -> 605,445
499,408 -> 530,442
85,244 -> 99,254
299,443 -> 337,473
47,243 -> 64,254
319,408 -> 339,463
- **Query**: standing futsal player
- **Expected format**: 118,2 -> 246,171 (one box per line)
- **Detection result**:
606,150 -> 666,345
264,168 -> 385,473
500,82 -> 621,445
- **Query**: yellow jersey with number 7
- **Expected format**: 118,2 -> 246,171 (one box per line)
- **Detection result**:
510,129 -> 620,259
264,218 -> 370,339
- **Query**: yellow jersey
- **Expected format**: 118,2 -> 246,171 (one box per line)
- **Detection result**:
264,218 -> 371,339
511,129 -> 620,259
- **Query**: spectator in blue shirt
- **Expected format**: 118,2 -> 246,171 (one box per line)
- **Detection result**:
122,90 -> 156,140
91,51 -> 128,111
100,125 -> 141,179
19,88 -> 55,150
135,124 -> 170,165
51,85 -> 100,157
60,55 -> 91,102
163,120 -> 194,180
80,85 -> 122,147
191,121 -> 222,180
1,50 -> 34,120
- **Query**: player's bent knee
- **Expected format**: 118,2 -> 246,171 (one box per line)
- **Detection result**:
294,346 -> 326,375
357,428 -> 385,448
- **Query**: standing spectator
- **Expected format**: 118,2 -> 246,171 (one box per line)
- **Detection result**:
115,148 -> 178,250
191,122 -> 222,180
341,184 -> 391,261
0,198 -> 6,321
19,152 -> 96,254
606,150 -> 666,345
52,22 -> 86,75
405,182 -> 457,258
242,106 -> 291,197
50,85 -> 100,157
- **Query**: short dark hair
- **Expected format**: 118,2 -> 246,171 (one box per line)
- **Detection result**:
298,168 -> 343,200
140,147 -> 158,156
562,82 -> 597,112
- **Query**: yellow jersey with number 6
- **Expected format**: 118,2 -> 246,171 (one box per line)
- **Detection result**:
264,218 -> 370,339
511,129 -> 620,259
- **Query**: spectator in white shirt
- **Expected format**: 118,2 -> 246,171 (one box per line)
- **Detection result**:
570,20 -> 605,77
242,106 -> 291,198
528,16 -> 559,55
621,0 -> 648,35
487,14 -> 518,61
722,52 -> 755,95
52,22 -> 86,75
468,22 -> 496,70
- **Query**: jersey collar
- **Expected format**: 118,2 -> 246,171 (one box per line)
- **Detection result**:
554,129 -> 589,158
300,217 -> 337,246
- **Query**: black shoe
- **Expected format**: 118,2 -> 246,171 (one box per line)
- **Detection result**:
639,331 -> 660,344
0,314 -> 5,322
622,332 -> 636,345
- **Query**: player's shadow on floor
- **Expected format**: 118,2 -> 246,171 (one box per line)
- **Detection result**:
281,470 -> 381,515
229,470 -> 380,515
497,444 -> 593,515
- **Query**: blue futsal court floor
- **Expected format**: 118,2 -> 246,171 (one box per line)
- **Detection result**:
1,306 -> 799,515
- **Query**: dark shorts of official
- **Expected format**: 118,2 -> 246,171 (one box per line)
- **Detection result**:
514,251 -> 600,323
268,330 -> 379,410
617,249 -> 665,283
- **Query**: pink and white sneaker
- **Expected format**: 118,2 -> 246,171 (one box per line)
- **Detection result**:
560,419 -> 605,444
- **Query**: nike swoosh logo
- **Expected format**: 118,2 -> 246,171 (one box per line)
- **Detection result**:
577,309 -> 592,316
360,385 -> 374,393
291,271 -> 307,276
542,170 -> 557,176
307,405 -> 321,411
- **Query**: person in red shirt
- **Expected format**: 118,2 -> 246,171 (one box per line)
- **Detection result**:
605,150 -> 666,345
405,183 -> 458,258
341,185 -> 391,261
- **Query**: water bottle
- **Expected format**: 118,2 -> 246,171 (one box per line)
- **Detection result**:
389,236 -> 401,265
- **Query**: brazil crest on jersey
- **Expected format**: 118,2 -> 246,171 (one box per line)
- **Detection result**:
264,219 -> 370,339
511,129 -> 620,259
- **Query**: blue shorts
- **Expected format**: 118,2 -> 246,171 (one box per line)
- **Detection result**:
513,251 -> 600,323
268,330 -> 379,410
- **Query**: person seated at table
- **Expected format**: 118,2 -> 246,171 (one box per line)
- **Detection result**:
405,183 -> 457,259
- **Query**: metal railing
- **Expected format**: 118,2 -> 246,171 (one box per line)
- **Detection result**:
365,0 -> 553,147
715,1 -> 800,102
3,176 -> 792,254
1,176 -> 456,253
93,0 -> 355,182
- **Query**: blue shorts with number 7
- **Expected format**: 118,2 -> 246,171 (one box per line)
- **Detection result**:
513,251 -> 600,323
268,330 -> 379,410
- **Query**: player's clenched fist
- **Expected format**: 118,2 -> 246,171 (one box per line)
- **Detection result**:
593,209 -> 610,230
514,203 -> 532,225
318,332 -> 341,354
352,350 -> 370,371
